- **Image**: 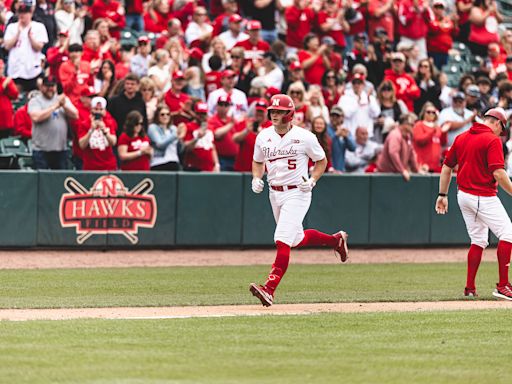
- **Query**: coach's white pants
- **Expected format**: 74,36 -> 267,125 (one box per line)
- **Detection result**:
269,189 -> 311,247
457,190 -> 512,248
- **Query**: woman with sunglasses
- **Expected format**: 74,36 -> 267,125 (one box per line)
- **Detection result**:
412,102 -> 448,173
414,58 -> 441,115
287,82 -> 311,128
118,110 -> 153,171
148,104 -> 183,171
321,70 -> 343,110
374,80 -> 407,144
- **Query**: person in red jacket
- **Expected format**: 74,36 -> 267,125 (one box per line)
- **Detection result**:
211,0 -> 238,36
118,110 -> 153,170
298,34 -> 332,86
427,0 -> 458,70
0,60 -> 19,138
82,30 -> 114,75
397,0 -> 432,60
285,0 -> 315,51
164,70 -> 192,125
412,102 -> 448,172
143,0 -> 172,33
436,107 -> 512,300
91,0 -> 126,39
181,101 -> 220,172
78,96 -> 118,170
384,52 -> 420,112
317,0 -> 350,54
46,31 -> 70,83
207,94 -> 241,171
59,44 -> 92,105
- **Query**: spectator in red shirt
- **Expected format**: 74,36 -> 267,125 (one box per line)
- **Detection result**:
427,0 -> 458,70
468,0 -> 504,57
368,0 -> 395,43
91,0 -> 126,39
155,18 -> 185,50
125,0 -> 144,32
0,60 -> 19,139
164,70 -> 192,125
285,0 -> 315,51
208,94 -> 241,171
321,69 -> 343,110
412,102 -> 448,172
456,0 -> 473,43
317,0 -> 350,54
397,0 -> 432,60
233,98 -> 268,172
384,52 -> 420,112
78,96 -> 118,171
298,34 -> 332,86
118,110 -> 153,171
181,101 -> 220,172
212,0 -> 238,36
59,43 -> 92,105
82,30 -> 114,75
143,0 -> 172,33
234,20 -> 270,66
46,31 -> 70,83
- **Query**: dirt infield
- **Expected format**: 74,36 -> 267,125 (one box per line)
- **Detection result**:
0,247 -> 507,321
0,247 -> 498,269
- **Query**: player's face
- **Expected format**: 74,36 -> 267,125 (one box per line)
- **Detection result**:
269,109 -> 287,126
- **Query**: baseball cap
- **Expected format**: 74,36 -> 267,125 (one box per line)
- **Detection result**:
68,43 -> 83,53
321,36 -> 336,46
189,47 -> 204,61
172,70 -> 185,80
217,94 -> 232,105
466,84 -> 481,98
354,33 -> 367,42
433,0 -> 445,7
254,98 -> 268,111
351,73 -> 366,83
80,86 -> 96,97
330,105 -> 344,116
375,27 -> 388,37
289,61 -> 302,71
485,107 -> 508,134
452,91 -> 466,100
18,2 -> 32,13
42,75 -> 57,86
229,14 -> 243,23
476,76 -> 492,85
265,86 -> 281,98
391,52 -> 406,62
246,20 -> 262,31
138,35 -> 150,44
195,102 -> 208,114
221,69 -> 236,78
91,96 -> 107,109
396,41 -> 413,51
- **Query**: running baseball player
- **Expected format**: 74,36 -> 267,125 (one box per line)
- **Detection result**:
249,94 -> 348,307
436,107 -> 512,300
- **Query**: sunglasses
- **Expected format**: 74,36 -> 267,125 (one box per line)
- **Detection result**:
381,87 -> 392,91
290,91 -> 302,95
141,88 -> 153,92
218,102 -> 231,106
160,112 -> 170,116
419,64 -> 430,68
231,55 -> 242,59
425,110 -> 437,115
136,121 -> 144,125
326,75 -> 336,79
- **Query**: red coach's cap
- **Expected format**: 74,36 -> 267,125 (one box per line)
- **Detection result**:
246,20 -> 262,31
485,107 -> 508,134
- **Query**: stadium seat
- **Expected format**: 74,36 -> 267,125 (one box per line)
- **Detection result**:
0,137 -> 32,169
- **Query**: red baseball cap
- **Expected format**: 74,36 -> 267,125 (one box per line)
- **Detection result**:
80,86 -> 97,97
289,61 -> 302,71
265,86 -> 281,98
352,73 -> 366,83
189,47 -> 204,61
138,35 -> 150,44
195,102 -> 208,114
485,107 -> 508,134
229,14 -> 243,23
254,98 -> 268,111
217,94 -> 232,104
246,20 -> 262,31
172,70 -> 185,80
221,69 -> 236,78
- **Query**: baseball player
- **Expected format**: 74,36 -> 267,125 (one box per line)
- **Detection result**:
249,94 -> 349,307
436,107 -> 512,300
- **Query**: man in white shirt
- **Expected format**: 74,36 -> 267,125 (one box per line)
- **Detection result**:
3,1 -> 48,92
130,35 -> 152,78
438,92 -> 476,146
249,94 -> 349,307
218,14 -> 248,50
207,69 -> 248,119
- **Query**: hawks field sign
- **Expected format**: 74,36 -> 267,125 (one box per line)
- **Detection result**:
59,175 -> 157,244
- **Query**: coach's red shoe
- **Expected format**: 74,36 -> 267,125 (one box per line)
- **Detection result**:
492,284 -> 512,301
332,231 -> 349,263
249,283 -> 273,307
464,287 -> 478,298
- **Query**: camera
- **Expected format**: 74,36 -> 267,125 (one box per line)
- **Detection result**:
252,121 -> 259,131
93,112 -> 102,121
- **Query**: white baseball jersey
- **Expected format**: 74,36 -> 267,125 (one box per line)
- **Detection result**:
253,125 -> 325,186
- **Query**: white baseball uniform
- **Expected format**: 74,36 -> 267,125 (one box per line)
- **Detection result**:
253,125 -> 325,246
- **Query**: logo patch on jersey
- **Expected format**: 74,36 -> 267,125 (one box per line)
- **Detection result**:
267,138 -> 272,142
292,139 -> 300,144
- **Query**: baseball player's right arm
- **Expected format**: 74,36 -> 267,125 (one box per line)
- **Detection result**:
494,169 -> 512,196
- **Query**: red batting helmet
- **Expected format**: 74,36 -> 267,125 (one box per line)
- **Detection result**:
267,94 -> 295,124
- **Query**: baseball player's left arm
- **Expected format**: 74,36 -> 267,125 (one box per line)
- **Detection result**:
436,164 -> 453,215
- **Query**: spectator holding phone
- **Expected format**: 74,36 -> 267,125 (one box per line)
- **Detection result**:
118,110 -> 153,171
78,96 -> 118,170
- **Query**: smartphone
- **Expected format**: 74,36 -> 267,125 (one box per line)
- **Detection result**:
93,112 -> 102,121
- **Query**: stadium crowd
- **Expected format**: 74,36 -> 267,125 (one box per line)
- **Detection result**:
0,0 -> 512,178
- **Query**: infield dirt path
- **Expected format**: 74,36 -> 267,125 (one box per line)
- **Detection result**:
0,247 -> 509,321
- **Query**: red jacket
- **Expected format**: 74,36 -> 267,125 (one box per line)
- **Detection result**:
0,77 -> 18,130
14,105 -> 31,139
46,47 -> 69,83
412,121 -> 447,172
384,69 -> 420,112
143,10 -> 171,33
444,123 -> 504,196
91,0 -> 126,39
285,5 -> 315,49
427,16 -> 458,54
59,61 -> 92,105
397,0 -> 432,40
126,0 -> 142,14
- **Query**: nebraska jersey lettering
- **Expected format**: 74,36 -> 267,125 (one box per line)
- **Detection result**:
253,125 -> 325,186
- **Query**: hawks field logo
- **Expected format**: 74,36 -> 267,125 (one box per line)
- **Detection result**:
59,175 -> 157,244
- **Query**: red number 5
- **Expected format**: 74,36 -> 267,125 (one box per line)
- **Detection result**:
288,159 -> 296,170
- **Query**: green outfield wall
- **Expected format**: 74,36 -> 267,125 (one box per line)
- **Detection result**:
0,171 -> 476,248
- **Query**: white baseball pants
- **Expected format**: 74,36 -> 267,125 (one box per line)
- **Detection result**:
457,190 -> 512,248
269,189 -> 311,247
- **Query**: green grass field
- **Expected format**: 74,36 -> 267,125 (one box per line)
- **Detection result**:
1,262 -> 511,383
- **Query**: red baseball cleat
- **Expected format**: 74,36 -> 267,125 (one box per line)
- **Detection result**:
249,283 -> 273,307
492,284 -> 512,301
464,287 -> 478,298
332,231 -> 349,263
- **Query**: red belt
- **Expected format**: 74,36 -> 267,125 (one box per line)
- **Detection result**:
270,185 -> 298,192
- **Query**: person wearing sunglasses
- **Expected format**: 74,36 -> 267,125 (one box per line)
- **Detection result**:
118,110 -> 153,171
148,104 -> 183,171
